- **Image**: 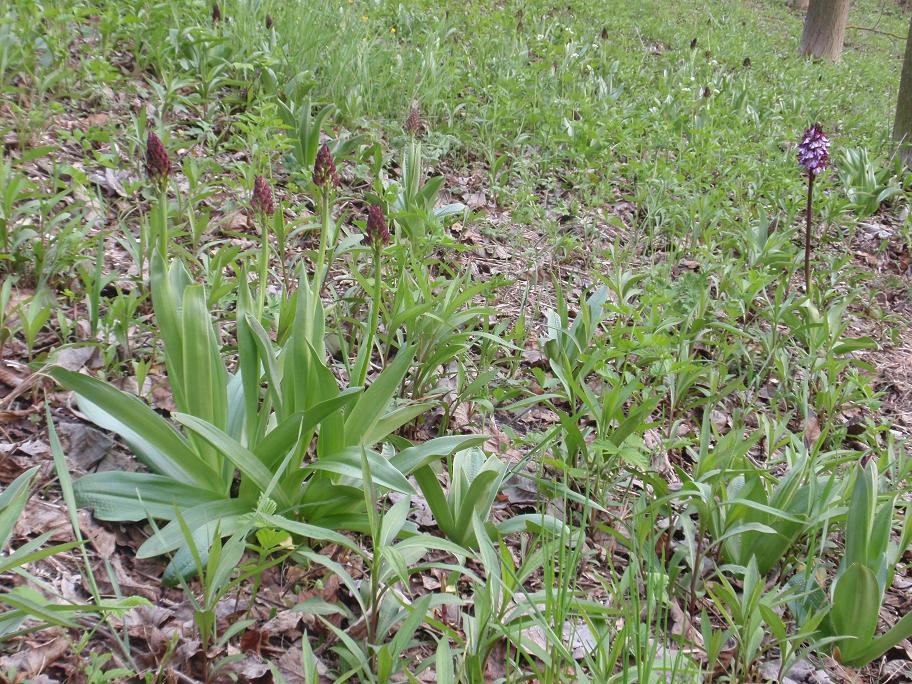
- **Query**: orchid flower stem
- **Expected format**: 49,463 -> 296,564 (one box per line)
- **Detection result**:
277,218 -> 289,295
256,215 -> 269,320
314,189 -> 331,296
804,174 -> 814,296
157,183 -> 169,261
354,244 -> 383,388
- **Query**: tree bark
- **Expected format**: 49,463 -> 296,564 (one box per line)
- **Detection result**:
800,0 -> 851,62
894,16 -> 912,166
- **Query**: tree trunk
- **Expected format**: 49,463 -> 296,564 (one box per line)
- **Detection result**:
894,16 -> 912,166
799,0 -> 851,62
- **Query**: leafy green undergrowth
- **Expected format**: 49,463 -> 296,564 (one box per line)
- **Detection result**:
1,0 -> 912,682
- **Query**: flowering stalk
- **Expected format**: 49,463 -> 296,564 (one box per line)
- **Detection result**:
251,175 -> 275,317
353,205 -> 389,387
312,143 -> 339,296
403,106 -> 422,212
797,123 -> 830,294
804,174 -> 814,295
145,130 -> 172,264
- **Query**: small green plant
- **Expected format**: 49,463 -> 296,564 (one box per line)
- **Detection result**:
0,276 -> 14,360
295,454 -> 469,683
49,253 -> 485,581
813,460 -> 912,667
837,146 -> 904,219
16,288 -> 52,360
0,158 -> 32,272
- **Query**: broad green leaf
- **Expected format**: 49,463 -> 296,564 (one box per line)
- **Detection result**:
723,498 -> 805,524
244,313 -> 285,416
845,609 -> 912,667
48,367 -> 219,488
390,434 -> 488,475
393,535 -> 469,561
180,285 -> 228,473
138,499 -> 253,558
343,346 -> 415,443
236,280 -> 260,443
0,467 -> 38,550
413,465 -> 456,537
708,523 -> 777,550
364,401 -> 433,446
494,513 -> 570,537
150,253 -> 192,409
845,462 -> 876,569
453,469 -> 503,544
255,389 -> 361,471
831,562 -> 879,663
173,413 -> 289,507
73,472 -> 223,522
305,447 -> 414,495
257,513 -> 358,552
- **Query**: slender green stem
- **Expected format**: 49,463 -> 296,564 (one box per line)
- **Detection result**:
157,182 -> 169,260
354,244 -> 383,387
256,214 -> 269,319
314,189 -> 331,295
276,213 -> 290,295
804,174 -> 814,295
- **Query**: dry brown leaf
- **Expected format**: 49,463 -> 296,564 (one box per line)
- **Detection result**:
0,629 -> 70,676
0,408 -> 35,424
77,510 -> 116,559
13,501 -> 70,541
803,413 -> 821,447
57,421 -> 115,471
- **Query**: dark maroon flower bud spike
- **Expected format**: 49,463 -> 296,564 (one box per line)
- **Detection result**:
251,175 -> 275,216
312,143 -> 340,189
798,123 -> 831,295
212,3 -> 221,24
265,14 -> 273,30
366,204 -> 389,247
145,131 -> 171,187
405,106 -> 421,136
